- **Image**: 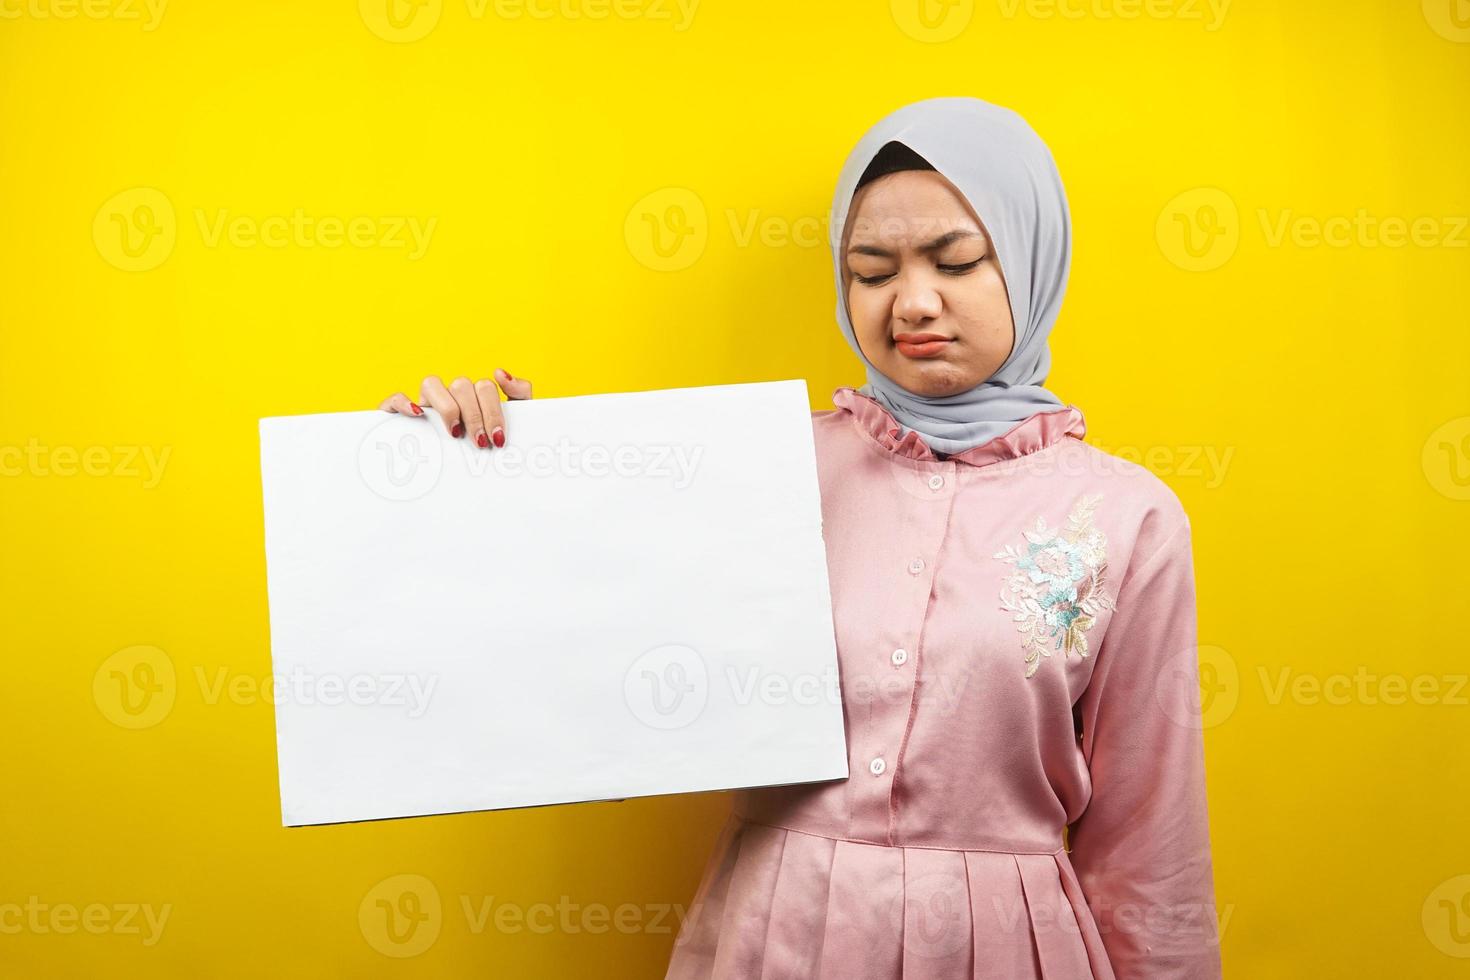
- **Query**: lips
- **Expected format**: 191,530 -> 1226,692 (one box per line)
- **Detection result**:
893,332 -> 952,358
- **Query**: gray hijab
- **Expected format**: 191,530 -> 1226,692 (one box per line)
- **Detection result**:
830,97 -> 1072,456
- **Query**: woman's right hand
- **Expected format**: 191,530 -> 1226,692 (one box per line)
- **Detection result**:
377,368 -> 534,449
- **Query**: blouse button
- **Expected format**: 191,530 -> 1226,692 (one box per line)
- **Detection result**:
927,474 -> 944,491
869,757 -> 886,776
907,557 -> 925,575
891,648 -> 908,666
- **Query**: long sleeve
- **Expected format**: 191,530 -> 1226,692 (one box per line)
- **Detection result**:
1067,515 -> 1224,979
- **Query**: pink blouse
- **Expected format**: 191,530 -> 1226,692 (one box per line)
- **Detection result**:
665,387 -> 1223,979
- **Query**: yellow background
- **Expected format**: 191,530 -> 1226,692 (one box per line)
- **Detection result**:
3,0 -> 1469,975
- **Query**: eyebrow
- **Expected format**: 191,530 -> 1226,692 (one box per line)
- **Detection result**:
847,229 -> 983,258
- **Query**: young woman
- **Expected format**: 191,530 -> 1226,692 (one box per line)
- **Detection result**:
377,97 -> 1222,979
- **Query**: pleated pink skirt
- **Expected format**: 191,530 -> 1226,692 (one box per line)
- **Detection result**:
664,814 -> 1113,979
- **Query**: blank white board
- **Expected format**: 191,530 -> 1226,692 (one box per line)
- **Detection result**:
258,379 -> 848,826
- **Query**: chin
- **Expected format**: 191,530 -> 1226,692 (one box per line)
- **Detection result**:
892,362 -> 981,398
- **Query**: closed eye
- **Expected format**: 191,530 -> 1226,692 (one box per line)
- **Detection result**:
853,257 -> 985,286
938,258 -> 984,275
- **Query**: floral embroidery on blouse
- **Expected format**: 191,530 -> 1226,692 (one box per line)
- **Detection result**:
993,493 -> 1117,678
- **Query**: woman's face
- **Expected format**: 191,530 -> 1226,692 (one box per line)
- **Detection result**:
842,170 -> 1015,398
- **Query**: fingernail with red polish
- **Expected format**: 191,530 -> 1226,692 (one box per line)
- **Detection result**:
476,432 -> 489,449
409,402 -> 423,416
451,422 -> 465,439
491,427 -> 505,448
502,370 -> 514,381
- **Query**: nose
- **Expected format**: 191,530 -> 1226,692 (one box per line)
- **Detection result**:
893,271 -> 942,326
